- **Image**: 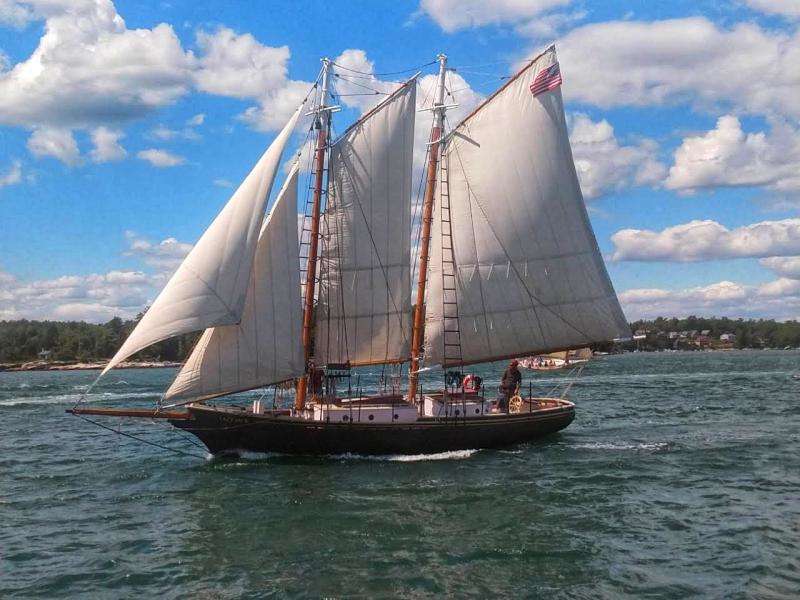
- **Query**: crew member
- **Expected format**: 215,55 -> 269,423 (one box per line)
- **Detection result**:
498,359 -> 522,412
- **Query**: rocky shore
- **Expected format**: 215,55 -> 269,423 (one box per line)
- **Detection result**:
0,360 -> 183,372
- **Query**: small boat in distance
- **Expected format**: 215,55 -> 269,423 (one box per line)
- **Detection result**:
70,46 -> 630,456
521,348 -> 593,371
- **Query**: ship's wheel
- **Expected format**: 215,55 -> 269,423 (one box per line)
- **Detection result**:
508,395 -> 524,413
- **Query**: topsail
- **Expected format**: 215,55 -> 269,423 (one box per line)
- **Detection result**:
314,79 -> 416,365
102,106 -> 302,374
424,47 -> 629,367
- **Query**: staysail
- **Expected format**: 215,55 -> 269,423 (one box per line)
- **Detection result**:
102,106 -> 302,374
164,166 -> 303,402
314,80 -> 416,365
424,47 -> 629,367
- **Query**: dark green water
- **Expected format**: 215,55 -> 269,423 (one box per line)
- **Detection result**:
2,351 -> 798,598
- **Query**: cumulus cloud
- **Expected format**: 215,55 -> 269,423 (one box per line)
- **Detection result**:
568,113 -> 666,199
611,218 -> 800,262
0,0 -> 194,129
760,256 -> 800,279
557,17 -> 800,118
123,231 -> 192,271
26,127 -> 81,165
745,0 -> 800,19
0,268 -> 155,322
0,160 -> 22,188
417,0 -> 571,32
89,126 -> 126,163
619,279 -> 800,320
665,115 -> 800,193
0,0 -> 34,28
194,26 -> 290,99
136,148 -> 186,168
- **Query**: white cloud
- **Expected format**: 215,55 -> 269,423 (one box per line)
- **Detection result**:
0,0 -> 34,28
89,126 -> 126,163
0,159 -> 22,188
194,27 -> 289,99
187,113 -> 205,126
417,0 -> 571,32
611,218 -> 800,261
568,113 -> 665,199
240,79 -> 313,132
136,148 -> 186,168
665,115 -> 800,193
0,268 -> 155,322
0,0 -> 194,129
124,231 -> 192,270
558,17 -> 800,118
213,178 -> 233,188
760,256 -> 800,279
758,276 -> 800,297
745,0 -> 800,19
619,279 -> 800,320
26,127 -> 81,165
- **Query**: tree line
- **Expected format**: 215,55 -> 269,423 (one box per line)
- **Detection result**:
626,316 -> 800,351
2,314 -> 800,364
0,315 -> 199,364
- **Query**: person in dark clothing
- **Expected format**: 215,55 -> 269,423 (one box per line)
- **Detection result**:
497,360 -> 522,412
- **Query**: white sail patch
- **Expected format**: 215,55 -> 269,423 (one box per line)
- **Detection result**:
424,47 -> 629,367
103,105 -> 302,374
165,167 -> 304,402
315,81 -> 416,365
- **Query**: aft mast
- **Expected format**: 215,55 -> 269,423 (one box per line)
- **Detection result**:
296,58 -> 333,410
408,54 -> 448,403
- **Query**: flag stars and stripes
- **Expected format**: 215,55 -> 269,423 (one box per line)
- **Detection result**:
530,62 -> 562,97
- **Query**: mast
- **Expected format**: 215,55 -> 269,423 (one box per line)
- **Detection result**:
408,53 -> 448,403
296,57 -> 333,410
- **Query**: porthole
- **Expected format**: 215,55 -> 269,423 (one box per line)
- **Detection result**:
454,409 -> 460,416
475,408 -> 480,414
393,414 -> 399,420
368,414 -> 375,421
342,415 -> 349,422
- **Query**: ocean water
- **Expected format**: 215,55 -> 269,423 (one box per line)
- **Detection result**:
2,351 -> 798,598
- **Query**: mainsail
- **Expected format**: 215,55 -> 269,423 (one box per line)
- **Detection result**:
102,106 -> 302,374
314,80 -> 416,365
164,167 -> 303,402
424,47 -> 629,367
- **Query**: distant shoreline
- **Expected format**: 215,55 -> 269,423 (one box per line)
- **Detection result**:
0,360 -> 182,372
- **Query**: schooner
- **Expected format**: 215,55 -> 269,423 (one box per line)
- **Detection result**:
70,46 -> 629,456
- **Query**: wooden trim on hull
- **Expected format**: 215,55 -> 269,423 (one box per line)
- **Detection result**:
170,403 -> 575,456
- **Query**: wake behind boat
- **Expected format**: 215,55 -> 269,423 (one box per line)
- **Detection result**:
70,46 -> 629,456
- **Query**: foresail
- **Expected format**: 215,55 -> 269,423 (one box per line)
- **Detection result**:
424,47 -> 629,367
314,80 -> 416,365
165,167 -> 303,402
102,105 -> 302,374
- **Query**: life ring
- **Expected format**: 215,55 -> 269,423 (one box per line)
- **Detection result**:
508,395 -> 523,413
462,374 -> 477,393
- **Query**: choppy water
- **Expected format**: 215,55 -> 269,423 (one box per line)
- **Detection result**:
2,351 -> 799,598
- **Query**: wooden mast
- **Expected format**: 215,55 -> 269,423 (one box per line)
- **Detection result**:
408,54 -> 449,403
296,57 -> 333,410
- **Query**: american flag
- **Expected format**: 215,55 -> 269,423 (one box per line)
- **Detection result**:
529,62 -> 562,97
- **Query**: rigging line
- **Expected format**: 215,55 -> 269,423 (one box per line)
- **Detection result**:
332,78 -> 391,98
331,59 -> 437,77
446,119 -> 598,344
73,413 -> 208,460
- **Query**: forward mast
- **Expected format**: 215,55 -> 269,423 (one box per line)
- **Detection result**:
408,53 -> 449,403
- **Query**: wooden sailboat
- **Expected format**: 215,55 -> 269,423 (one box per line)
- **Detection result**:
70,47 -> 629,456
521,347 -> 593,371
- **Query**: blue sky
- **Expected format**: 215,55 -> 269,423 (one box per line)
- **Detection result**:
1,0 -> 800,322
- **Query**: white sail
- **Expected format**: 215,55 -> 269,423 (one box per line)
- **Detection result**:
424,47 -> 629,367
314,81 -> 416,365
103,106 -> 302,374
164,167 -> 303,402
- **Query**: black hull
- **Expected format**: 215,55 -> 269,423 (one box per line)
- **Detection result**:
171,403 -> 575,456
